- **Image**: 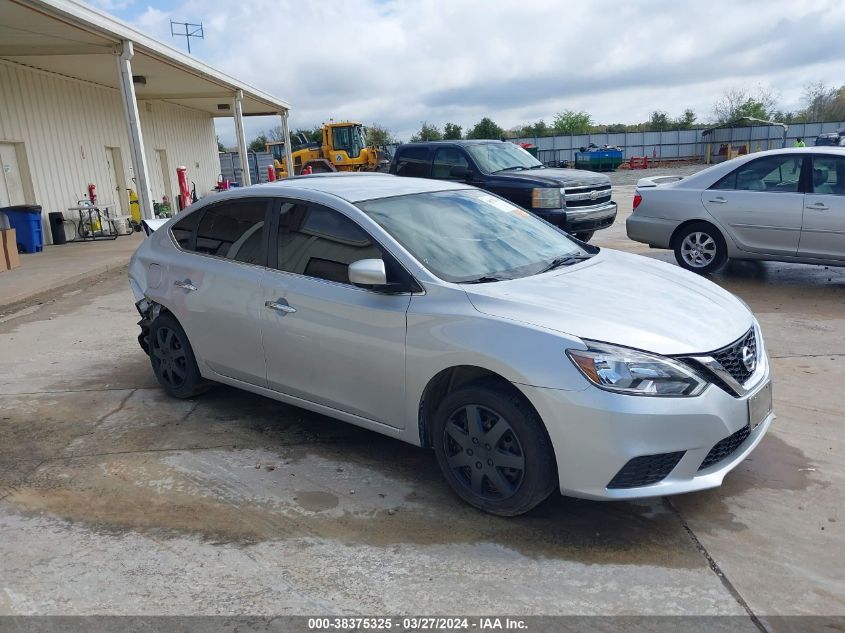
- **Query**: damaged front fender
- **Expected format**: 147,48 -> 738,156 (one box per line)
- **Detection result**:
135,298 -> 163,355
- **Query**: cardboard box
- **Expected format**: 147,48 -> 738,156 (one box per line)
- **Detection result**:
0,236 -> 8,273
1,228 -> 20,269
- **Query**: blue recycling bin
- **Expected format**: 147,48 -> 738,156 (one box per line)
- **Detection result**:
1,205 -> 44,253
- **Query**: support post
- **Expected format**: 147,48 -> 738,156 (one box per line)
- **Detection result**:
280,110 -> 294,178
233,89 -> 251,186
116,40 -> 153,220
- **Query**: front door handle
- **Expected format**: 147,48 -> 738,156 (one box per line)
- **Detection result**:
265,300 -> 296,314
806,202 -> 829,210
708,196 -> 728,204
173,279 -> 197,292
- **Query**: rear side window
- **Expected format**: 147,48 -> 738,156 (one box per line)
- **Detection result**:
711,155 -> 803,193
811,155 -> 845,195
276,205 -> 382,284
394,147 -> 431,178
192,199 -> 267,264
170,211 -> 201,249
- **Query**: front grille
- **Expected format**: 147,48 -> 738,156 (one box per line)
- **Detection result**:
564,185 -> 612,208
607,451 -> 685,489
699,424 -> 751,470
712,329 -> 757,384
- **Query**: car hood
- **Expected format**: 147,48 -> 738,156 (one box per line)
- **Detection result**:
494,168 -> 610,189
462,250 -> 752,355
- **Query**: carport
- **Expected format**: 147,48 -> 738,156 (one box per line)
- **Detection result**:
0,0 -> 295,222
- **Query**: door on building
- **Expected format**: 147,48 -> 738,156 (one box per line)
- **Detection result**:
155,149 -> 174,206
105,147 -> 128,214
0,143 -> 27,207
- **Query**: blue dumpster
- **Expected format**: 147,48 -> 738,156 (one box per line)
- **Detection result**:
1,205 -> 44,253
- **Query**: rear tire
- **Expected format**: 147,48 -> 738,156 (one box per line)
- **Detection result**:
673,222 -> 728,274
149,315 -> 210,399
432,379 -> 557,516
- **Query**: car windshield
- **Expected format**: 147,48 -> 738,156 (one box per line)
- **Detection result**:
358,189 -> 590,283
467,143 -> 543,173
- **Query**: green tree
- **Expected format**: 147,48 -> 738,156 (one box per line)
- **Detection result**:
799,82 -> 845,122
248,133 -> 269,153
216,136 -> 226,152
366,122 -> 396,147
605,123 -> 628,133
466,117 -> 504,139
675,109 -> 696,130
713,87 -> 777,124
551,110 -> 592,135
649,111 -> 670,131
410,121 -> 443,142
293,127 -> 323,144
443,122 -> 463,140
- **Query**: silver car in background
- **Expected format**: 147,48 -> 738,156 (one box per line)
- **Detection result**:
129,173 -> 772,516
627,147 -> 845,273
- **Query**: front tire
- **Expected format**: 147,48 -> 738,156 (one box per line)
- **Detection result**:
432,380 -> 557,516
673,222 -> 728,273
149,315 -> 209,399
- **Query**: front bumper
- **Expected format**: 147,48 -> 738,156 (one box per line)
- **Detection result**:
519,366 -> 773,500
534,201 -> 618,233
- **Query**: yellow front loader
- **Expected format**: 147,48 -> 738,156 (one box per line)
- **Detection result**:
267,122 -> 387,178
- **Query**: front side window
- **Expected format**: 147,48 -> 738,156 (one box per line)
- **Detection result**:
394,147 -> 431,178
276,205 -> 381,284
811,155 -> 845,195
466,143 -> 542,174
359,190 -> 588,283
432,147 -> 470,178
711,155 -> 804,192
193,200 -> 267,264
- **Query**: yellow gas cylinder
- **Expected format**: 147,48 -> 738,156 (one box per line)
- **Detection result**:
128,189 -> 141,225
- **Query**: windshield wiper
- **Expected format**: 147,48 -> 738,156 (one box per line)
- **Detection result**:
458,275 -> 508,284
528,164 -> 546,169
537,255 -> 592,274
491,166 -> 528,173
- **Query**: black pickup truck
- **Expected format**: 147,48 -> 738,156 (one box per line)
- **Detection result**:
389,140 -> 617,241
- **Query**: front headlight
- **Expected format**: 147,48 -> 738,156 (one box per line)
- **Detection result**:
531,187 -> 562,209
567,341 -> 707,397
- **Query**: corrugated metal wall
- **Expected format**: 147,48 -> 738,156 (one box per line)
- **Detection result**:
512,121 -> 845,164
0,59 -> 219,242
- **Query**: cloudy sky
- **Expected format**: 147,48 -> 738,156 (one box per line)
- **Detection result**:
93,0 -> 845,146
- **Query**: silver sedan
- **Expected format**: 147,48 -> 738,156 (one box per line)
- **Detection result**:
130,173 -> 772,516
627,147 -> 845,273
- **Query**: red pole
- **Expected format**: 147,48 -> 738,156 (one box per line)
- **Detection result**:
267,166 -> 276,182
176,166 -> 190,210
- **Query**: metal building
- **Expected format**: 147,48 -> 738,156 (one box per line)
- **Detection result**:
0,0 -> 294,242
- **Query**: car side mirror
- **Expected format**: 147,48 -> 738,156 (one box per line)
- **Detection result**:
349,259 -> 387,287
449,166 -> 471,179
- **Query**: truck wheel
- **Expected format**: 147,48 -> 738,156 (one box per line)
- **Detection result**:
673,222 -> 728,274
432,379 -> 557,516
149,315 -> 210,399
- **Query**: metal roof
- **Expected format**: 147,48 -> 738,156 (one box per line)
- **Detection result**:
0,0 -> 290,116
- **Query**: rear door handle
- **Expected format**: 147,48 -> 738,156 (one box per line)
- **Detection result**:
806,203 -> 829,210
708,196 -> 728,204
265,300 -> 296,314
173,279 -> 197,292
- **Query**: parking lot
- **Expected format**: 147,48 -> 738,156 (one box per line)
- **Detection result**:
0,185 -> 842,622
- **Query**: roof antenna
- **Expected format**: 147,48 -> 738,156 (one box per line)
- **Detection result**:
170,20 -> 204,54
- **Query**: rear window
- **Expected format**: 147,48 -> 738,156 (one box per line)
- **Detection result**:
394,147 -> 431,178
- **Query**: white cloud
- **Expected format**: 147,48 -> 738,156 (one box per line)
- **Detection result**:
115,0 -> 845,145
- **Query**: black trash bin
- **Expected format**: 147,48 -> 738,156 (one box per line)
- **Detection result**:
48,211 -> 67,245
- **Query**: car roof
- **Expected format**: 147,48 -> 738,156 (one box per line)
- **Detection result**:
398,139 -> 506,147
247,172 -> 470,203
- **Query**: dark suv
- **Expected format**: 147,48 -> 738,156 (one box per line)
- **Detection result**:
389,140 -> 617,240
